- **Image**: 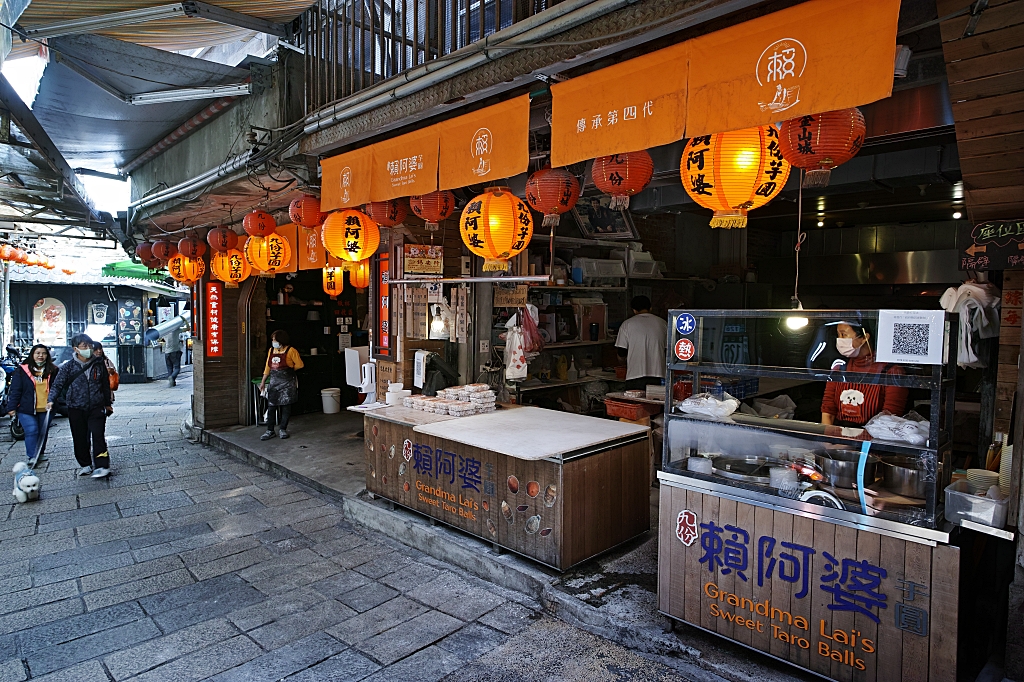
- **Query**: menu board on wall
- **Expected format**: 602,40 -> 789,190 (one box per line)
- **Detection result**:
958,219 -> 1024,270
117,298 -> 143,346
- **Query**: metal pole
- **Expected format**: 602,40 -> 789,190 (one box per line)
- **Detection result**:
1,261 -> 10,346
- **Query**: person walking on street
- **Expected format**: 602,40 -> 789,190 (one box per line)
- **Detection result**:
7,344 -> 58,466
163,323 -> 184,387
47,334 -> 113,478
93,342 -> 119,402
257,330 -> 304,440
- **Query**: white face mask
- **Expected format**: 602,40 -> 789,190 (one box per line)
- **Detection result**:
271,341 -> 281,349
76,347 -> 93,359
836,338 -> 861,358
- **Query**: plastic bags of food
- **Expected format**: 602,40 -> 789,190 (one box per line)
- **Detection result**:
864,410 -> 930,445
677,392 -> 740,418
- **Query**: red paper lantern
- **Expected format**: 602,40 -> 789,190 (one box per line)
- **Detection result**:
207,227 -> 238,253
151,240 -> 177,261
143,257 -> 162,269
779,107 -> 866,188
525,167 -> 581,227
136,242 -> 154,262
409,191 -> 456,231
243,209 -> 277,237
178,236 -> 207,259
289,195 -> 323,228
591,151 -> 654,209
363,199 -> 408,228
0,245 -> 13,261
12,249 -> 26,264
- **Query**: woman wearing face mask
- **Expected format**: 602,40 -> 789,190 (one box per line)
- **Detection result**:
47,334 -> 113,478
821,322 -> 908,426
7,344 -> 58,466
257,330 -> 304,440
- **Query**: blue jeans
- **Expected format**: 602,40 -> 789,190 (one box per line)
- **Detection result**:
19,411 -> 47,462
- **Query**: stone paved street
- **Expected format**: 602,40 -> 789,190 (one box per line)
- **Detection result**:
0,371 -> 696,682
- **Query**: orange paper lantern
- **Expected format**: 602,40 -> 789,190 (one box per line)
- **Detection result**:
348,259 -> 371,289
525,167 -> 580,227
12,249 -> 26,264
779,107 -> 866,188
0,245 -> 11,261
243,209 -> 277,237
680,124 -> 791,229
591,151 -> 654,209
178,236 -> 206,259
207,227 -> 238,253
409,191 -> 456,231
321,210 -> 380,263
24,253 -> 39,266
167,253 -> 205,284
151,240 -> 177,261
363,199 -> 408,228
245,232 -> 292,273
43,258 -> 55,270
322,266 -> 344,298
289,195 -> 323,228
211,248 -> 251,286
136,242 -> 154,261
61,267 -> 76,275
460,187 -> 533,272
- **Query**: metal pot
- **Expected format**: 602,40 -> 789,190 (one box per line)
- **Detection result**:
815,450 -> 878,489
880,456 -> 928,498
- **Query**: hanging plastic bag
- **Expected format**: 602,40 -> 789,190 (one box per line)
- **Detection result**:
521,304 -> 545,353
504,316 -> 528,381
677,392 -> 740,418
864,410 -> 930,445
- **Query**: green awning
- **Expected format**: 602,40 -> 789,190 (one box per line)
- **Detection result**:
101,260 -> 164,281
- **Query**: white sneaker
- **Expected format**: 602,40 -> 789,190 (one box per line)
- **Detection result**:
91,467 -> 110,479
77,466 -> 93,476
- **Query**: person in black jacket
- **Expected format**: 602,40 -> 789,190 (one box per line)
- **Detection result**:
7,344 -> 58,465
47,334 -> 113,478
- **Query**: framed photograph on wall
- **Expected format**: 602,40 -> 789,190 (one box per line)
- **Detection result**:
572,196 -> 639,240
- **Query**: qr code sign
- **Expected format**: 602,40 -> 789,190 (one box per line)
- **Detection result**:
891,323 -> 930,356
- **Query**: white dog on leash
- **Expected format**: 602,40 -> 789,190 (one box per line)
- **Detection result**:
12,462 -> 40,503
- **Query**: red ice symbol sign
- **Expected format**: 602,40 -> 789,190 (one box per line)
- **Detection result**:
674,338 -> 695,361
676,509 -> 698,546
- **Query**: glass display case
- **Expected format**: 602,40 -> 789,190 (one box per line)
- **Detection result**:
661,309 -> 955,540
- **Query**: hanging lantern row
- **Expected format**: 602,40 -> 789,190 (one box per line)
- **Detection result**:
0,245 -> 56,269
167,253 -> 205,285
592,151 -> 654,210
208,226 -> 239,253
322,266 -> 344,298
178,236 -> 206,259
459,187 -> 533,272
779,107 -> 865,188
410,191 -> 456,231
243,209 -> 277,238
244,233 -> 293,274
525,166 -> 580,227
681,123 -> 791,229
211,249 -> 251,287
363,199 -> 408,228
322,210 -> 380,263
289,195 -> 323,229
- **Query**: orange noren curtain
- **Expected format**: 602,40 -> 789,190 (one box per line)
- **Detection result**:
437,95 -> 531,190
321,147 -> 373,210
369,126 -> 440,201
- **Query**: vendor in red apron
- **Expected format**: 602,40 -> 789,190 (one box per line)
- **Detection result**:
821,321 -> 908,427
258,330 -> 304,440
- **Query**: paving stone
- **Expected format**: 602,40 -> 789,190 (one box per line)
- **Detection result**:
436,623 -> 510,662
236,548 -> 322,583
311,570 -> 372,600
475,601 -> 539,635
130,531 -> 223,562
189,546 -> 275,581
75,513 -> 166,546
152,583 -> 266,633
411,572 -> 505,622
251,560 -> 343,596
247,598 -> 357,649
30,541 -> 130,572
380,563 -> 442,592
83,569 -> 195,611
362,643 -> 464,682
330,543 -> 395,569
208,514 -> 276,540
32,552 -> 135,587
125,522 -> 212,550
282,647 -> 381,682
0,577 -> 31,596
354,610 -> 464,666
79,555 -> 184,593
227,587 -> 325,632
138,573 -> 245,615
336,581 -> 399,613
0,580 -> 78,617
130,634 -> 263,682
0,658 -> 26,682
103,617 -> 238,680
290,513 -> 344,536
26,618 -> 161,675
0,602 -> 145,659
353,552 -> 413,580
27,660 -> 109,682
208,631 -> 345,682
37,504 -> 120,533
178,536 -> 260,566
117,491 -> 193,517
327,596 -> 430,645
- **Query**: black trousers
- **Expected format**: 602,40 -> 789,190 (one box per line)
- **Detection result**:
266,405 -> 291,431
68,407 -> 109,468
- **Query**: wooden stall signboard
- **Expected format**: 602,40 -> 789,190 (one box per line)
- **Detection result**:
658,485 -> 959,682
365,416 -> 650,570
404,244 -> 443,275
493,285 -> 528,308
957,219 -> 1024,270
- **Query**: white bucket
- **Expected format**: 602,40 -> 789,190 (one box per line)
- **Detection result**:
321,388 -> 341,414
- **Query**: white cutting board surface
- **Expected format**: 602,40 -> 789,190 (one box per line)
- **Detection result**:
413,406 -> 648,460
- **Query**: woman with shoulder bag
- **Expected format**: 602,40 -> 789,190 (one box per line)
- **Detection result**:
93,342 -> 119,400
7,344 -> 58,466
257,330 -> 304,440
47,335 -> 113,478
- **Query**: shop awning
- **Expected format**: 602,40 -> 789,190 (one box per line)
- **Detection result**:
320,95 -> 531,210
550,0 -> 900,167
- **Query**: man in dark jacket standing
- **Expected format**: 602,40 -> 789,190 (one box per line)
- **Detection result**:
47,334 -> 113,478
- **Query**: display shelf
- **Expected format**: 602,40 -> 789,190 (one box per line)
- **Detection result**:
515,372 -> 621,392
959,519 -> 1016,541
668,361 -> 949,390
529,285 -> 627,291
495,339 -> 616,350
605,391 -> 665,406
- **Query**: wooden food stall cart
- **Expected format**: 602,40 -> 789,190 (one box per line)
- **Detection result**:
363,406 -> 650,570
658,309 -> 963,681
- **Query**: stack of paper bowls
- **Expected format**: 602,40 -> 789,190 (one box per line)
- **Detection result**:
1000,444 -> 1013,497
966,468 -> 1000,495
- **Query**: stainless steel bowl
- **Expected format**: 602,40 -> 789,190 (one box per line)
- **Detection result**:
815,450 -> 878,489
880,456 -> 928,498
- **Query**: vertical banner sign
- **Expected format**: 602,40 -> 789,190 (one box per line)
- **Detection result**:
378,252 -> 391,354
206,282 -> 224,358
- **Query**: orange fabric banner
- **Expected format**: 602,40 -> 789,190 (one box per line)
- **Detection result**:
437,95 -> 531,190
296,225 -> 327,270
550,47 -> 688,167
320,147 -> 373,210
685,0 -> 899,136
369,126 -> 440,201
